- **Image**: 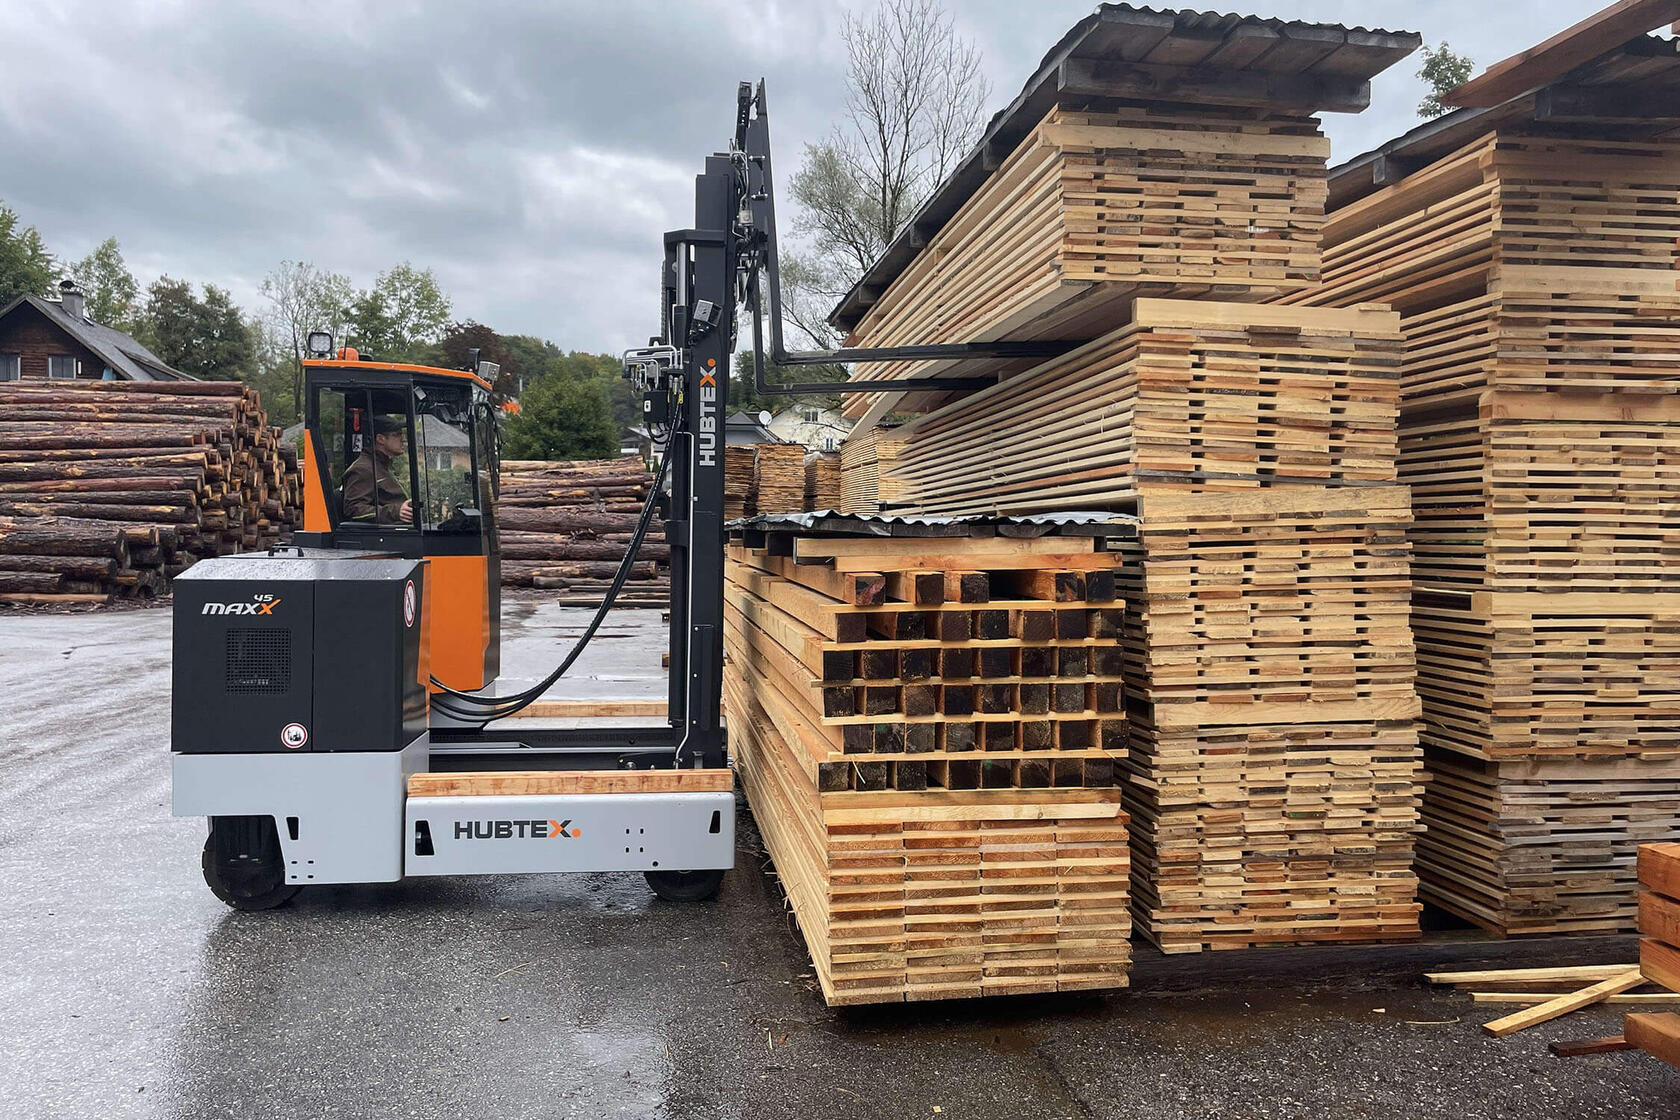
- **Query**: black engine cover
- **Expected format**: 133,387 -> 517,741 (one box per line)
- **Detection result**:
171,550 -> 427,754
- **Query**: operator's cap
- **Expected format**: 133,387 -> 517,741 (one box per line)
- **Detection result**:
373,415 -> 406,436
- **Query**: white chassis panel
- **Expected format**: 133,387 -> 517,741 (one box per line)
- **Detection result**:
405,792 -> 735,876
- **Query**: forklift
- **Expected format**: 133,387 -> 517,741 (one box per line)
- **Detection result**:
170,82 -> 1068,910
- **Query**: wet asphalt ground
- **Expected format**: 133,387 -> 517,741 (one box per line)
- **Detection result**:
3,600 -> 1678,1120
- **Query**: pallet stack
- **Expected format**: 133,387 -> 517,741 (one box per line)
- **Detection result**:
0,380 -> 300,603
496,456 -> 669,605
823,9 -> 1425,952
1286,126 -> 1680,934
724,527 -> 1132,1003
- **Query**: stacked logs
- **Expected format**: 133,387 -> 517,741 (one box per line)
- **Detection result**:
497,456 -> 669,606
0,380 -> 301,604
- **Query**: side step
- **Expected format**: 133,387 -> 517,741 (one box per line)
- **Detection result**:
403,769 -> 735,877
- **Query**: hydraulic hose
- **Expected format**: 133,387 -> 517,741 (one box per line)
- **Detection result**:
428,405 -> 682,727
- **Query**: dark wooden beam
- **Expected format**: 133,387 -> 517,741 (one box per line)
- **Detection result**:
1534,82 -> 1680,122
1446,0 -> 1680,108
1057,56 -> 1370,113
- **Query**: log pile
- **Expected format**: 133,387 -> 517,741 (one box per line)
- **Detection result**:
0,380 -> 300,604
803,451 -> 840,512
750,442 -> 805,515
497,456 -> 668,606
1288,129 -> 1680,934
724,528 -> 1131,1003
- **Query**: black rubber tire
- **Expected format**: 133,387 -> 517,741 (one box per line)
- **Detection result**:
644,868 -> 724,902
202,816 -> 302,911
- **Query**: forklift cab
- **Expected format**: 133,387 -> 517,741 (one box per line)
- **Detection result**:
296,350 -> 501,693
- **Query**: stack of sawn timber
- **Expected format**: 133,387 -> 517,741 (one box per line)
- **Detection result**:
497,456 -> 668,606
724,529 -> 1131,1004
803,451 -> 841,512
833,9 -> 1430,952
0,380 -> 301,604
752,442 -> 806,515
1627,843 -> 1680,1069
1285,130 -> 1680,935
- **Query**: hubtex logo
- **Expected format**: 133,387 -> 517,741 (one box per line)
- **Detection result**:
697,362 -> 718,468
453,819 -> 580,840
202,593 -> 281,616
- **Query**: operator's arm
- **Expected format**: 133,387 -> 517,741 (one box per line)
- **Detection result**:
341,456 -> 377,520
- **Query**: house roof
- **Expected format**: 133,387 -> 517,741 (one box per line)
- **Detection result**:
828,3 -> 1421,333
0,294 -> 192,381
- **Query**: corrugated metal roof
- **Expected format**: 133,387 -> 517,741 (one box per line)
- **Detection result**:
828,3 -> 1421,334
734,509 -> 1137,539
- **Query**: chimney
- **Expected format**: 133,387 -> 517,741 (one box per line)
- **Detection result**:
58,278 -> 86,321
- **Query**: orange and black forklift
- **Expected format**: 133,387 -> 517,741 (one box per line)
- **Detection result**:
168,82 -> 1066,911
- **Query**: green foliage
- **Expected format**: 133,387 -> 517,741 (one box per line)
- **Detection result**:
731,350 -> 846,416
1418,43 -> 1475,119
140,277 -> 256,381
261,260 -> 354,414
343,263 -> 451,361
0,199 -> 55,306
501,369 -> 621,461
69,237 -> 139,329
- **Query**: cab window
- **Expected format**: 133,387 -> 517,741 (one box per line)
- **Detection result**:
414,382 -> 480,533
312,385 -> 416,530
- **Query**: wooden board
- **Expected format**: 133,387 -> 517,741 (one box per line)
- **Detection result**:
1481,967 -> 1645,1036
1624,1011 -> 1680,1070
406,769 -> 733,797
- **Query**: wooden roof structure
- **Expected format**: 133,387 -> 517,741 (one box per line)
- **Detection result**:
827,4 -> 1420,334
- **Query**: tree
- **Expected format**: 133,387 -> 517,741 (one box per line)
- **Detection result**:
425,320 -> 523,399
140,277 -> 255,381
343,263 -> 451,362
261,260 -> 353,415
0,200 -> 55,306
784,0 -> 989,345
501,370 -> 620,460
68,237 -> 139,329
1418,43 -> 1475,118
731,350 -> 847,417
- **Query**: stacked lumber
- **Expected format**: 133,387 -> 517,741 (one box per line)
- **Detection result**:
841,106 -> 1329,417
1289,129 -> 1680,934
837,426 -> 901,514
724,446 -> 755,520
751,442 -> 805,515
803,451 -> 840,512
873,302 -> 1404,515
1629,844 -> 1680,1069
496,456 -> 668,605
0,380 -> 300,603
723,529 -> 1131,1003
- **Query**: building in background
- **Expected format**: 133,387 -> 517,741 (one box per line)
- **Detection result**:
767,404 -> 852,452
0,279 -> 189,382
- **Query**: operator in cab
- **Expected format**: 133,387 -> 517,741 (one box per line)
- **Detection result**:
342,415 -> 413,525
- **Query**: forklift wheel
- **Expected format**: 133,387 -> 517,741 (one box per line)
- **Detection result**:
202,816 -> 302,911
644,869 -> 724,902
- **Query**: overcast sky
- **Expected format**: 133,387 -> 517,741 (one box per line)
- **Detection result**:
0,0 -> 1612,353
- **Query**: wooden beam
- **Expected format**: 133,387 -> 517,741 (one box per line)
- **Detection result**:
1624,1012 -> 1680,1069
1427,963 -> 1640,985
506,699 -> 668,719
1639,842 -> 1680,900
1481,968 -> 1646,1037
1549,1034 -> 1635,1057
407,769 -> 734,797
1445,0 -> 1680,107
1057,56 -> 1370,113
1534,82 -> 1680,121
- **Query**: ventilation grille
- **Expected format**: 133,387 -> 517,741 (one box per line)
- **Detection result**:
225,629 -> 291,694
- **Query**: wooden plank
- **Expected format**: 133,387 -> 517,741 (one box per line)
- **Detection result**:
1445,0 -> 1680,108
1639,843 -> 1680,901
1427,964 -> 1641,985
1643,938 -> 1680,993
1549,1034 -> 1636,1057
1480,968 -> 1645,1037
407,769 -> 734,797
1641,892 -> 1680,949
506,699 -> 668,719
1624,1012 -> 1680,1070
1472,991 -> 1680,1004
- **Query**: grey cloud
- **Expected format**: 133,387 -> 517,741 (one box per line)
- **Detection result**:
0,0 -> 1608,352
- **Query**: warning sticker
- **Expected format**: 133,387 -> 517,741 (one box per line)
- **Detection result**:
281,723 -> 309,749
403,580 -> 417,627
